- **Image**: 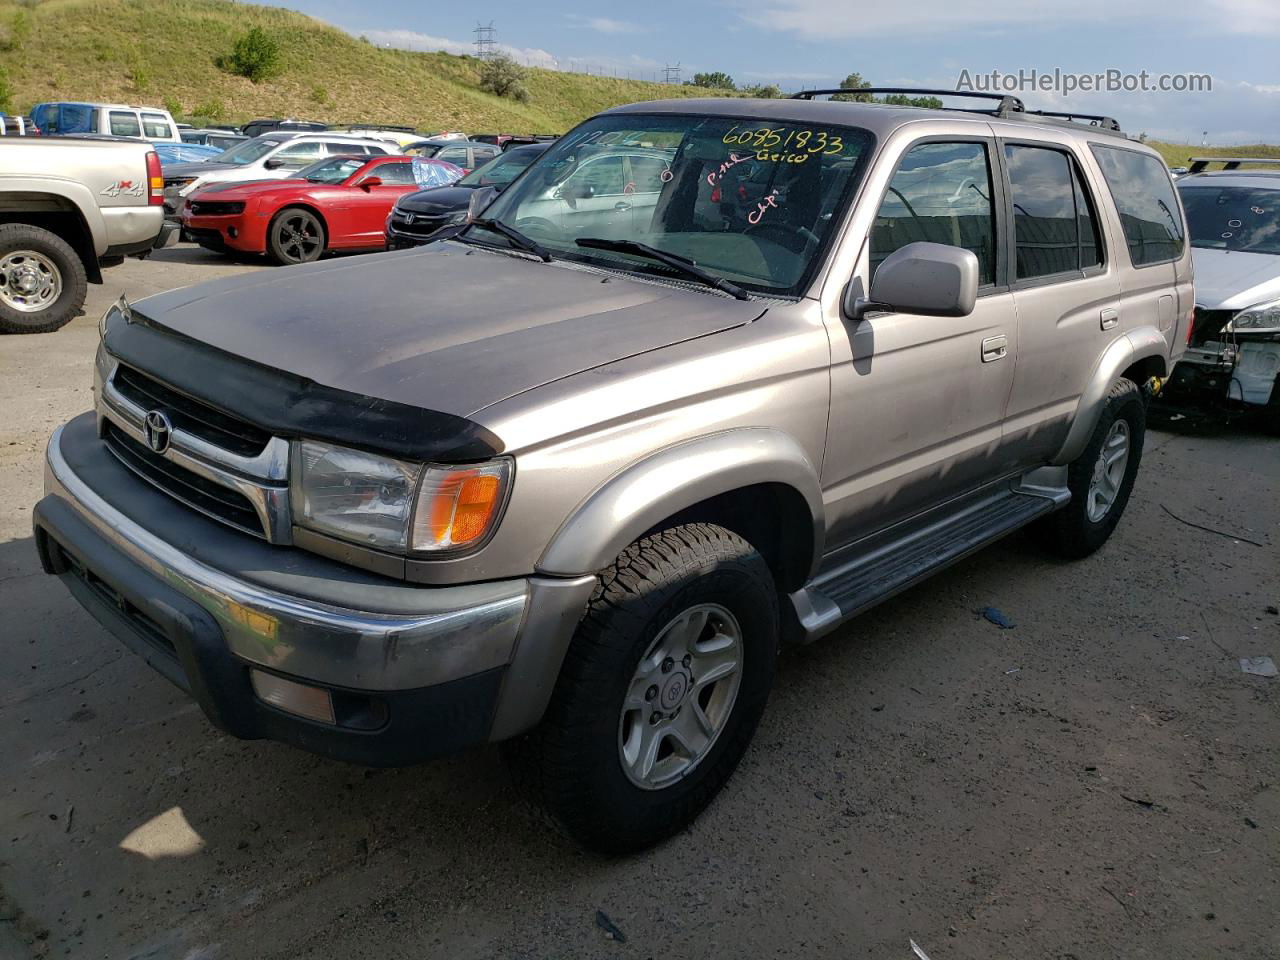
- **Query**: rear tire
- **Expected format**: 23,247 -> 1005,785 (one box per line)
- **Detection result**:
267,207 -> 325,265
0,224 -> 87,334
508,523 -> 778,854
1037,377 -> 1145,558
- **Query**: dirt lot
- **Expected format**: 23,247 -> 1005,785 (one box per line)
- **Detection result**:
1,248 -> 1277,960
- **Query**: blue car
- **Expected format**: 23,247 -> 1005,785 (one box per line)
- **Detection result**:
152,142 -> 224,166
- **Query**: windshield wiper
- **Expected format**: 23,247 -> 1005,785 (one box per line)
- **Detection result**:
467,217 -> 552,262
574,238 -> 750,300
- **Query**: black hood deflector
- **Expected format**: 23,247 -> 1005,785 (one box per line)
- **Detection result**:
103,308 -> 504,462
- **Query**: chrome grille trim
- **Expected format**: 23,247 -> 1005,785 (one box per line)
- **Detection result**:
98,368 -> 293,544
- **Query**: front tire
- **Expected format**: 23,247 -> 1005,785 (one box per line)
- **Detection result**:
0,224 -> 88,334
510,523 -> 778,854
267,207 -> 325,265
1037,377 -> 1145,558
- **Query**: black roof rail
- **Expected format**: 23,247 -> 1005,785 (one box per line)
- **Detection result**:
790,86 -> 1025,116
1021,109 -> 1121,131
1187,156 -> 1280,173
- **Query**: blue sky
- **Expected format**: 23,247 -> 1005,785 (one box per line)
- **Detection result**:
262,0 -> 1280,143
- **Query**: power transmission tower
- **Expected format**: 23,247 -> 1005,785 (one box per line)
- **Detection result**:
473,22 -> 497,59
662,62 -> 682,84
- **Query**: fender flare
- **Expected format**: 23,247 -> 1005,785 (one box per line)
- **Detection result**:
536,428 -> 826,578
1052,325 -> 1168,465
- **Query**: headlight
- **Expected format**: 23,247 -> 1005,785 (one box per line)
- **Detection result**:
291,440 -> 510,554
446,210 -> 468,225
1232,297 -> 1280,333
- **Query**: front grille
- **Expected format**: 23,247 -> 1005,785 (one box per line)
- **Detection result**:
104,422 -> 265,537
113,365 -> 270,457
391,213 -> 451,236
189,200 -> 245,216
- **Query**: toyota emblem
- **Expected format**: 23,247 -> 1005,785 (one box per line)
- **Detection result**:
144,410 -> 173,454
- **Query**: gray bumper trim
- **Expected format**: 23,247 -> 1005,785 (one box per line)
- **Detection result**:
44,421 -> 529,691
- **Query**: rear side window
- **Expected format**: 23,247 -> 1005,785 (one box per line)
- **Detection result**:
109,111 -> 141,137
871,141 -> 997,285
1090,144 -> 1184,267
436,146 -> 470,166
1004,145 -> 1105,279
142,114 -> 172,139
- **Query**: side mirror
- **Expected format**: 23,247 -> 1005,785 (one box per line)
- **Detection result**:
263,157 -> 285,170
466,185 -> 500,221
359,176 -> 383,190
846,242 -> 979,320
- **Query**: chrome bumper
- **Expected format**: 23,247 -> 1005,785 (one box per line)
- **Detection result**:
43,420 -> 529,692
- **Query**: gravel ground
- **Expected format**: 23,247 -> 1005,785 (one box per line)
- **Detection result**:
0,249 -> 1277,960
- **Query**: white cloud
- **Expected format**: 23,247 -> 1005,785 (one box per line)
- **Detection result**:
359,28 -> 560,67
566,15 -> 646,34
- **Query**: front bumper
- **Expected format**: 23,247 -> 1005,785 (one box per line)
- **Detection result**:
34,414 -> 595,765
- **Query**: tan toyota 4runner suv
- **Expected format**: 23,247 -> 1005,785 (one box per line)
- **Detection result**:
34,90 -> 1191,853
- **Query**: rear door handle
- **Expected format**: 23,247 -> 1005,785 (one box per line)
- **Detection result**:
981,335 -> 1008,363
614,201 -> 632,211
1100,308 -> 1119,330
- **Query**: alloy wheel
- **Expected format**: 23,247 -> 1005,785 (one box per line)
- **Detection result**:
1087,419 -> 1130,522
618,603 -> 743,790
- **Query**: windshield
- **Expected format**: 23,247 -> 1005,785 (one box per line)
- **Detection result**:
1179,184 -> 1280,255
216,137 -> 283,165
299,156 -> 366,184
478,113 -> 873,296
460,149 -> 542,187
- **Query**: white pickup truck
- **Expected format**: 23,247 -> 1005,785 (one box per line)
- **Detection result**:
0,137 -> 175,333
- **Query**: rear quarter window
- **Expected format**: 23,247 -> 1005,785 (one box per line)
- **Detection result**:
1090,144 -> 1185,267
142,114 -> 172,139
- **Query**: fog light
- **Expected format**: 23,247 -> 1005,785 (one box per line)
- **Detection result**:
227,226 -> 238,239
250,670 -> 335,724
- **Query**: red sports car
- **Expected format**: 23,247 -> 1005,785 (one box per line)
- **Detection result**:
180,154 -> 463,265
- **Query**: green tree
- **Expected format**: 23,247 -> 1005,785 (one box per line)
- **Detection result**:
478,55 -> 530,103
687,71 -> 736,90
220,27 -> 282,84
0,66 -> 12,115
830,72 -> 872,102
881,93 -> 943,108
745,83 -> 783,99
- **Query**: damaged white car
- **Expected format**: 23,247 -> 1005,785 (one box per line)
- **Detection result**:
1163,158 -> 1280,428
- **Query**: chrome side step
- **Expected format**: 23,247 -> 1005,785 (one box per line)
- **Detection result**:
790,469 -> 1069,643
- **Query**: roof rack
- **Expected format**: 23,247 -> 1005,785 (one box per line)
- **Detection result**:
789,87 -> 1130,136
1188,156 -> 1280,173
1021,110 -> 1120,131
790,87 -> 1025,115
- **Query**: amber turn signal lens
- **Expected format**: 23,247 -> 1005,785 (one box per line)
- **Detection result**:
411,461 -> 510,551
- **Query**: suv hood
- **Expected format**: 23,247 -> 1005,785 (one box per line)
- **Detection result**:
133,244 -> 764,418
396,185 -> 477,215
1192,246 -> 1280,311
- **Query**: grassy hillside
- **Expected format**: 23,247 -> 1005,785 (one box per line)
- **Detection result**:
0,0 -> 732,132
1148,141 -> 1280,170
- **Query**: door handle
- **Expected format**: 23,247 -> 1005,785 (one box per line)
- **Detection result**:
614,201 -> 632,211
1100,308 -> 1119,330
981,335 -> 1008,363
